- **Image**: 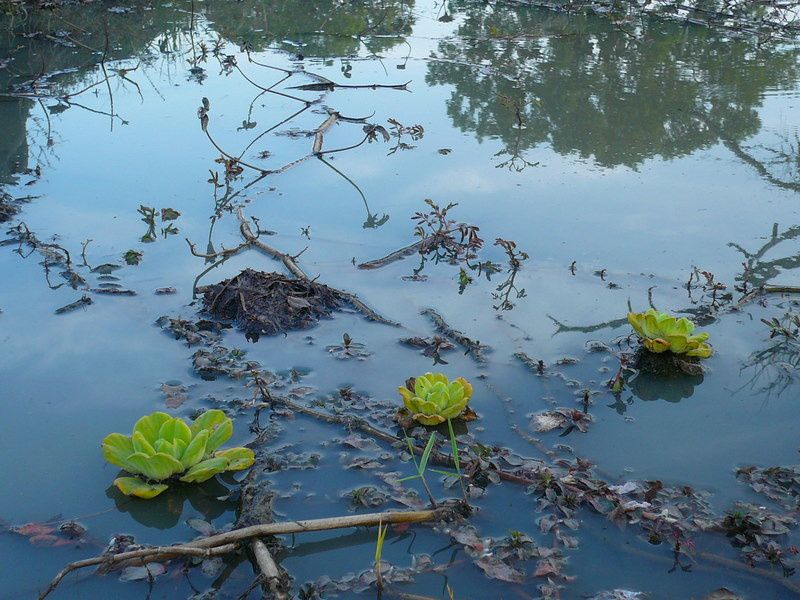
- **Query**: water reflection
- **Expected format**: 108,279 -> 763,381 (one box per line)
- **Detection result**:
427,3 -> 800,173
739,309 -> 800,399
107,477 -> 237,530
0,0 -> 416,183
731,222 -> 800,289
616,369 -> 704,411
207,0 -> 414,57
5,2 -> 800,598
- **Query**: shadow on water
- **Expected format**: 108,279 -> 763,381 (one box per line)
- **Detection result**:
106,478 -> 237,530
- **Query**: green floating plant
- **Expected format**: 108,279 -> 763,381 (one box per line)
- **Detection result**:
628,309 -> 713,358
398,372 -> 474,425
102,410 -> 254,499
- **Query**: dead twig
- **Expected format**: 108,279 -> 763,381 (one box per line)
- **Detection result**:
185,238 -> 248,260
422,308 -> 490,362
313,112 -> 339,154
40,508 -> 448,599
250,539 -> 288,600
737,284 -> 800,308
290,79 -> 411,92
358,233 -> 449,269
100,26 -> 114,131
39,543 -> 237,600
253,377 -> 537,487
236,208 -> 398,326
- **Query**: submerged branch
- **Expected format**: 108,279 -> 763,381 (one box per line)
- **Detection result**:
38,543 -> 237,599
290,79 -> 411,91
194,508 -> 448,548
233,208 -> 398,325
250,539 -> 288,600
40,508 -> 447,599
422,308 -> 490,362
358,233 -> 447,269
736,284 -> 800,307
253,377 -> 537,487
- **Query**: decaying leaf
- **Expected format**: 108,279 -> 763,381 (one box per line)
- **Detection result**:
123,249 -> 143,266
10,520 -> 86,547
338,434 -> 379,451
531,408 -> 593,434
161,208 -> 180,221
119,563 -> 167,582
532,413 -> 566,432
475,555 -> 525,583
588,592 -> 646,600
704,589 -> 742,600
200,269 -> 344,340
161,382 -> 188,408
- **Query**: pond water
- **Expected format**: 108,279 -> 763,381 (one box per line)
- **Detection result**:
3,1 -> 800,599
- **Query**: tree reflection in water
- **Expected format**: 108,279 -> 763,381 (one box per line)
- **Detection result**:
427,3 -> 800,178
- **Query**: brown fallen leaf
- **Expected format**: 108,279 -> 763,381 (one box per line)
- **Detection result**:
11,521 -> 80,547
532,412 -> 565,432
119,563 -> 167,582
161,383 -> 187,408
475,555 -> 525,583
531,408 -> 592,433
339,434 -> 380,451
704,589 -> 742,600
534,557 -> 560,578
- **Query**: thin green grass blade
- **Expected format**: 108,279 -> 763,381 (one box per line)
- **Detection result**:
404,432 -> 421,471
447,419 -> 461,474
430,469 -> 458,477
375,520 -> 388,564
419,431 -> 436,475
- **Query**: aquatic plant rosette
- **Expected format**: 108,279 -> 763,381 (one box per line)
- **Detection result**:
102,410 -> 254,499
627,309 -> 712,358
398,372 -> 475,425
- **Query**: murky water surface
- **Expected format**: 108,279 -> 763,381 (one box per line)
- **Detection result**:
3,2 -> 800,598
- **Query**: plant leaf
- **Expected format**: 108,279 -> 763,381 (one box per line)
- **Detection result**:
172,418 -> 192,446
102,433 -> 134,469
186,518 -> 215,536
126,452 -> 184,481
154,439 -> 175,456
157,417 -> 192,447
114,477 -> 169,499
179,457 -> 229,483
190,409 -> 228,435
206,419 -> 233,453
419,432 -> 436,475
215,447 -> 255,471
132,431 -> 157,456
447,419 -> 460,473
173,438 -> 188,460
133,412 -> 172,445
181,429 -> 209,469
156,417 -> 178,443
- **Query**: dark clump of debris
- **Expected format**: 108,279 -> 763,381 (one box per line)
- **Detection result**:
200,269 -> 343,341
633,347 -> 704,377
0,192 -> 19,223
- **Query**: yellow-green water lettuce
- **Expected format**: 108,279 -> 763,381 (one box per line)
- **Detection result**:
627,309 -> 713,358
398,372 -> 473,425
102,410 -> 254,499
